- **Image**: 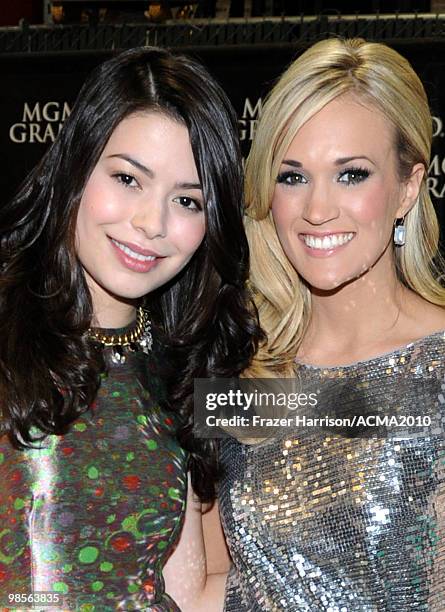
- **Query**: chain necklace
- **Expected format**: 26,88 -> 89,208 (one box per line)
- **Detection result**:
88,306 -> 152,364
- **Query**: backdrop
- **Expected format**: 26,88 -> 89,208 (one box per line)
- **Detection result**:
1,41 -> 444,232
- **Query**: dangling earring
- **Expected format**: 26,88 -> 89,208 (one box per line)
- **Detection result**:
393,216 -> 406,246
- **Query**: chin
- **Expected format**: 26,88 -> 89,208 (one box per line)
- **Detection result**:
302,270 -> 346,290
308,269 -> 368,293
101,281 -> 156,302
119,286 -> 159,300
309,281 -> 343,294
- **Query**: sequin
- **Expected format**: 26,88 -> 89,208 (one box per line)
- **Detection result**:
220,331 -> 445,611
0,335 -> 187,611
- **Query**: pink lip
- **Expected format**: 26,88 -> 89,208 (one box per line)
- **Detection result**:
108,237 -> 163,257
109,237 -> 165,273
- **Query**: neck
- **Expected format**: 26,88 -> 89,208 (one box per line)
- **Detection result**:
91,301 -> 137,329
83,267 -> 139,328
301,259 -> 412,361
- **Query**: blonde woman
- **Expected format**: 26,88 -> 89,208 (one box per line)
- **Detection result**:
218,38 -> 445,610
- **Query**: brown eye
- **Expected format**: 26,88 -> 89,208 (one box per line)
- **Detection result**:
113,173 -> 138,188
173,196 -> 202,211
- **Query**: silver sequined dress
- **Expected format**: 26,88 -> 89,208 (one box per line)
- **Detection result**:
219,331 -> 445,611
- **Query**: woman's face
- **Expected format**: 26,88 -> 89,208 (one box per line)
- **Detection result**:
76,111 -> 206,316
271,95 -> 423,292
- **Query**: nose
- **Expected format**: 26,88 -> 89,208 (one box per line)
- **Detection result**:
131,197 -> 167,239
302,181 -> 339,226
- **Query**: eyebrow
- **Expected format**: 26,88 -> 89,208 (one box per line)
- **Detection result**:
281,155 -> 375,168
281,159 -> 302,168
108,154 -> 154,178
107,153 -> 202,190
175,181 -> 202,190
334,155 -> 374,166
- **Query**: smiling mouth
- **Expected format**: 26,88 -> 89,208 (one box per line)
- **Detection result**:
110,238 -> 159,262
300,232 -> 354,250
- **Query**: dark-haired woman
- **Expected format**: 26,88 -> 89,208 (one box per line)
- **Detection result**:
0,47 -> 260,611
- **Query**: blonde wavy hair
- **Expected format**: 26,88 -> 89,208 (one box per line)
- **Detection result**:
245,37 -> 445,378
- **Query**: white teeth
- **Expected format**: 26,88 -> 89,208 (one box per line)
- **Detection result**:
302,232 -> 354,250
111,239 -> 156,262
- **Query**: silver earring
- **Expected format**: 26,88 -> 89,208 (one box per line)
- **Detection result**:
393,217 -> 406,246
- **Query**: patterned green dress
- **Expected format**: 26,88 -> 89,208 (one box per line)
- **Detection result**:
0,330 -> 187,611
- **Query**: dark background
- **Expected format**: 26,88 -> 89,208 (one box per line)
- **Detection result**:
1,2 -> 444,235
1,38 -> 444,232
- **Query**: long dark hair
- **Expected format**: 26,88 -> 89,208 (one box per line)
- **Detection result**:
0,47 -> 262,501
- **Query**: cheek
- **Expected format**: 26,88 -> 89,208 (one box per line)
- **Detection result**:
77,179 -> 123,230
169,214 -> 206,256
350,183 -> 393,227
271,191 -> 295,236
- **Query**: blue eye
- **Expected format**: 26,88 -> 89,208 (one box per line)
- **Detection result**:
276,171 -> 308,186
173,196 -> 202,211
338,167 -> 370,186
113,173 -> 138,188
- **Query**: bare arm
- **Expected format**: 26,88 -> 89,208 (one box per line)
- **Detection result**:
203,500 -> 231,575
163,475 -> 231,611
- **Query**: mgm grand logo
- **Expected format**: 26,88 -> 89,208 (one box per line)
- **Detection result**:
9,101 -> 72,143
428,115 -> 445,199
239,97 -> 262,142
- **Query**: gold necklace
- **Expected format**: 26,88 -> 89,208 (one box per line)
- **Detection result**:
88,307 -> 152,355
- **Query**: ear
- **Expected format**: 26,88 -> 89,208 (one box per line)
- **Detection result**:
395,163 -> 425,218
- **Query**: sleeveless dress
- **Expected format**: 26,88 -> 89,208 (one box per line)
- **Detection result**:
0,328 -> 187,611
219,330 -> 445,611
